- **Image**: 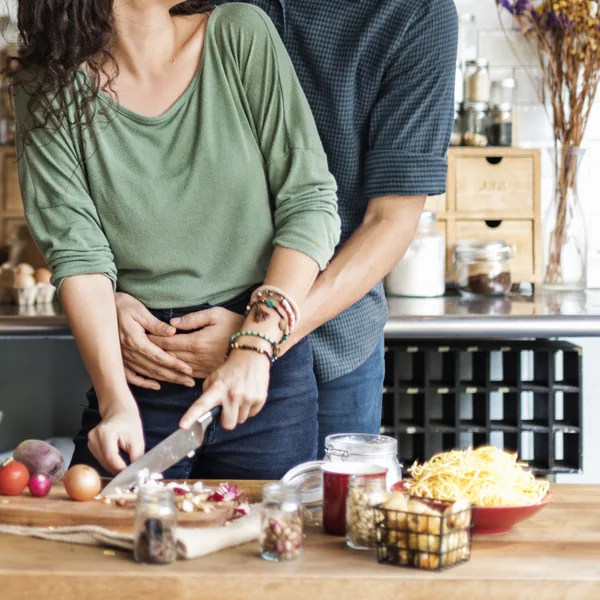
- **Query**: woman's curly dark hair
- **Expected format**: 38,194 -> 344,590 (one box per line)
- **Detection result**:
5,1 -> 213,144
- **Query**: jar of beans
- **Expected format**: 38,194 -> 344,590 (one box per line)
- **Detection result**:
346,473 -> 389,550
260,483 -> 304,562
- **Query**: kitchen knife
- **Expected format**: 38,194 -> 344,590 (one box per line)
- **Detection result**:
101,406 -> 222,497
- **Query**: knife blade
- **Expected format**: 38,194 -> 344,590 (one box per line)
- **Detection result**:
101,406 -> 222,496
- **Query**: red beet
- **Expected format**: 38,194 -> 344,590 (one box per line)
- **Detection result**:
13,440 -> 64,483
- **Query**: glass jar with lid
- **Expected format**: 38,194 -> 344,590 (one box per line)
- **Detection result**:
133,486 -> 177,565
488,103 -> 513,147
453,239 -> 516,297
490,78 -> 517,106
463,102 -> 489,147
346,473 -> 389,550
465,59 -> 490,103
260,482 -> 304,562
385,211 -> 446,297
324,434 -> 402,490
451,102 -> 462,146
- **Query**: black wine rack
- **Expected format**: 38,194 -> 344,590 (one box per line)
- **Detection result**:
381,340 -> 582,475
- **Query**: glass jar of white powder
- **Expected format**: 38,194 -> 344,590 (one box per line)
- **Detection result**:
385,211 -> 446,298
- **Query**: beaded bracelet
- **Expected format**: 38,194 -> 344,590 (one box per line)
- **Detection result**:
226,343 -> 274,363
230,330 -> 281,357
252,285 -> 301,325
245,299 -> 290,341
252,290 -> 296,332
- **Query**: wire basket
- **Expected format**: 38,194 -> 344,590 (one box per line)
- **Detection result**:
375,498 -> 474,571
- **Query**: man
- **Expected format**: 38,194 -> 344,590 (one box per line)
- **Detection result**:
115,0 -> 458,457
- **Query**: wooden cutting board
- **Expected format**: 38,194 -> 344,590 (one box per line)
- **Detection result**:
0,481 -> 243,533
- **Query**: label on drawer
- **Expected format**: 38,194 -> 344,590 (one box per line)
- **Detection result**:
455,157 -> 534,213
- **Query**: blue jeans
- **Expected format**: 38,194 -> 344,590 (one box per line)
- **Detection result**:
316,337 -> 385,459
71,289 -> 318,480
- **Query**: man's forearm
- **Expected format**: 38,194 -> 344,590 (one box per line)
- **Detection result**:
291,195 -> 426,342
60,274 -> 135,416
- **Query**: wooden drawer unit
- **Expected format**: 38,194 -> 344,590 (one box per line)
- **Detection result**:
455,219 -> 534,279
432,147 -> 542,285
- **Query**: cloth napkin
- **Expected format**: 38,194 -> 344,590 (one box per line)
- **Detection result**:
0,507 -> 261,559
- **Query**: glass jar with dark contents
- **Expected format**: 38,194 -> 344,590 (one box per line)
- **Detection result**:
134,486 -> 177,565
488,103 -> 513,147
453,240 -> 515,297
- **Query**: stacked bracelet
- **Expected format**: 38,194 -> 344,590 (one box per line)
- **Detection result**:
230,330 -> 281,358
253,285 -> 301,325
226,343 -> 274,363
245,299 -> 290,341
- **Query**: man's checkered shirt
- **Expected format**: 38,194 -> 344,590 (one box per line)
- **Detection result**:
219,0 -> 458,382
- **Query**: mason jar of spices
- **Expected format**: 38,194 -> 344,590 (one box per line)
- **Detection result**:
260,483 -> 304,562
464,59 -> 490,103
453,239 -> 516,297
346,473 -> 388,550
134,486 -> 177,565
463,102 -> 489,147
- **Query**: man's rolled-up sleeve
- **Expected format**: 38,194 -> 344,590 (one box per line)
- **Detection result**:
363,0 -> 458,200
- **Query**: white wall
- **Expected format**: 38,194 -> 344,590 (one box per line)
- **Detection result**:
455,0 -> 600,483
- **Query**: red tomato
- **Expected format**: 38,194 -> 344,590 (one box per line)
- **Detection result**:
0,460 -> 29,496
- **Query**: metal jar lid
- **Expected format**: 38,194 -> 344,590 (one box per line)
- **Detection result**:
280,460 -> 325,510
491,78 -> 517,90
454,239 -> 515,263
465,58 -> 490,69
464,101 -> 489,112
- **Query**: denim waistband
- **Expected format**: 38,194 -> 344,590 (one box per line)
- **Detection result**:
149,285 -> 258,323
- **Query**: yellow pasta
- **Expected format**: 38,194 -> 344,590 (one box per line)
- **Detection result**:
407,446 -> 550,507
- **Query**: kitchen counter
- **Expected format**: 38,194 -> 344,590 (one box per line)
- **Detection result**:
1,483 -> 600,600
2,289 -> 600,339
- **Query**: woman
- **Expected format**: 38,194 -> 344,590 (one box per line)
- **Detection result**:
9,0 -> 340,479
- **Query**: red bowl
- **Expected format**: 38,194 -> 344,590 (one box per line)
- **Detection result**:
473,492 -> 553,535
390,482 -> 552,535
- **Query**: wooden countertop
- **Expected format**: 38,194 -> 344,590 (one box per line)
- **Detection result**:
1,483 -> 600,600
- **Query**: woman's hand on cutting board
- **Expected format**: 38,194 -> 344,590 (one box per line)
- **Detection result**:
179,348 -> 270,431
87,404 -> 145,475
115,292 -> 196,389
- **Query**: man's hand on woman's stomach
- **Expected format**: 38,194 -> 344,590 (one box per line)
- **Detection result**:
115,292 -> 243,388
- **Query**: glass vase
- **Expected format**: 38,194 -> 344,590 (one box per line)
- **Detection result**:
542,147 -> 587,291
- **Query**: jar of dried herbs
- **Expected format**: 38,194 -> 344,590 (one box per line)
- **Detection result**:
134,486 -> 177,565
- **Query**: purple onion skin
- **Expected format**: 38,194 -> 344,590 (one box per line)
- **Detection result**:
13,440 -> 65,483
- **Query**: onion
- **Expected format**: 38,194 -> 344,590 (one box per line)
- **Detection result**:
64,465 -> 102,502
28,473 -> 52,497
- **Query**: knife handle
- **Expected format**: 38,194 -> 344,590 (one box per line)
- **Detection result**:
208,405 -> 222,423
